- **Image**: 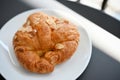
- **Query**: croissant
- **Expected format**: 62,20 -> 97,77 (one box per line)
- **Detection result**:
13,12 -> 80,73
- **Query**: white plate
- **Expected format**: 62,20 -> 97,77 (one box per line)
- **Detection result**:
0,9 -> 92,80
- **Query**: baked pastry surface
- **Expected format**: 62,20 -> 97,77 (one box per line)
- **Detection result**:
13,12 -> 80,73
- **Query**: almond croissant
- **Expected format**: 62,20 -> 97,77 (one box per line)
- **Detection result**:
13,12 -> 80,73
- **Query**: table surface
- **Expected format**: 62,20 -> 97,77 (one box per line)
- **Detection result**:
0,0 -> 120,80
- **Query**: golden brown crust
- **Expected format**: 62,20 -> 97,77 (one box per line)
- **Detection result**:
13,12 -> 80,73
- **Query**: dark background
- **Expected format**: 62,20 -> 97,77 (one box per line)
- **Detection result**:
0,0 -> 120,80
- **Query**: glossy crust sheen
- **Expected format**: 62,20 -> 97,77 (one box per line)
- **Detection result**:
13,12 -> 80,73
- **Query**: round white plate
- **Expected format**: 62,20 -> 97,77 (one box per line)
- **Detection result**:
0,9 -> 92,80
